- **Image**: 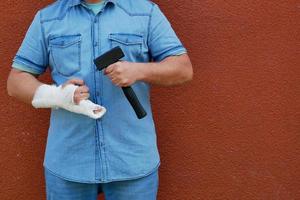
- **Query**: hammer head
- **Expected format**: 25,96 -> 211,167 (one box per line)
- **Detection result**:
94,46 -> 125,71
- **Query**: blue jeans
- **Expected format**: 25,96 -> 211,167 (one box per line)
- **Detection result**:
44,168 -> 159,200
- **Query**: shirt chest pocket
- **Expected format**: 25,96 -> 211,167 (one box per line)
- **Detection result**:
108,33 -> 143,61
49,34 -> 81,76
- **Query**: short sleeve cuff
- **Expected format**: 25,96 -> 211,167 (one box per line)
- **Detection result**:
154,46 -> 187,62
13,55 -> 46,75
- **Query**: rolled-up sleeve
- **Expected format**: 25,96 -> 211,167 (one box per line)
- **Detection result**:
147,4 -> 187,62
12,11 -> 48,74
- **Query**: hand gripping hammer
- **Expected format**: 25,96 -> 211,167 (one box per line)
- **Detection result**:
94,46 -> 147,119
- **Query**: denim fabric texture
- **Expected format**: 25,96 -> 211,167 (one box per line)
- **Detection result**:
45,167 -> 159,200
13,0 -> 186,183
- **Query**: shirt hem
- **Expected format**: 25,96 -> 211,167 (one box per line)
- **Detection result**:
43,161 -> 160,184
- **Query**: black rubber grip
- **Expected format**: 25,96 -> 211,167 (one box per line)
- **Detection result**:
122,87 -> 147,119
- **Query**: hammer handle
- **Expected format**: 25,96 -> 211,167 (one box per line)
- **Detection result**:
122,87 -> 147,119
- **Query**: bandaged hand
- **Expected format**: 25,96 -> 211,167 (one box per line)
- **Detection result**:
31,81 -> 106,119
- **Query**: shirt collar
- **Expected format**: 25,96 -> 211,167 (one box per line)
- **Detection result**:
69,0 -> 116,7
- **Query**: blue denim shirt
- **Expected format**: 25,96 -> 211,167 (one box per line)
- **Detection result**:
13,0 -> 186,183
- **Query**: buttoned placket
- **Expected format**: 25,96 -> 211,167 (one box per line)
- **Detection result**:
86,4 -> 108,182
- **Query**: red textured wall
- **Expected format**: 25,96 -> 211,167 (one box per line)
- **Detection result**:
0,1 -> 299,199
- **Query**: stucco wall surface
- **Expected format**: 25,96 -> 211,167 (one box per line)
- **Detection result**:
0,0 -> 299,200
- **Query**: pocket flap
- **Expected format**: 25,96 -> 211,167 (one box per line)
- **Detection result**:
49,34 -> 81,48
108,33 -> 143,45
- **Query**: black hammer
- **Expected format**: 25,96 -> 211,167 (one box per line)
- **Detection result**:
94,46 -> 147,119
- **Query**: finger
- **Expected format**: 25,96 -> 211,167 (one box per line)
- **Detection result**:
91,106 -> 106,118
78,100 -> 106,119
105,73 -> 123,87
106,73 -> 114,81
76,85 -> 89,93
94,109 -> 102,114
110,77 -> 119,86
114,81 -> 122,87
93,106 -> 103,114
74,92 -> 89,104
104,65 -> 115,75
79,93 -> 90,101
62,78 -> 84,88
73,93 -> 81,104
106,73 -> 118,85
68,78 -> 84,86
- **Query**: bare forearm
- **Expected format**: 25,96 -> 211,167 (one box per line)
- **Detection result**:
138,54 -> 193,86
99,54 -> 193,87
7,69 -> 42,104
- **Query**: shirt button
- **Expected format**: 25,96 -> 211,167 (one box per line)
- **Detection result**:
94,42 -> 98,47
94,19 -> 97,23
96,92 -> 100,97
